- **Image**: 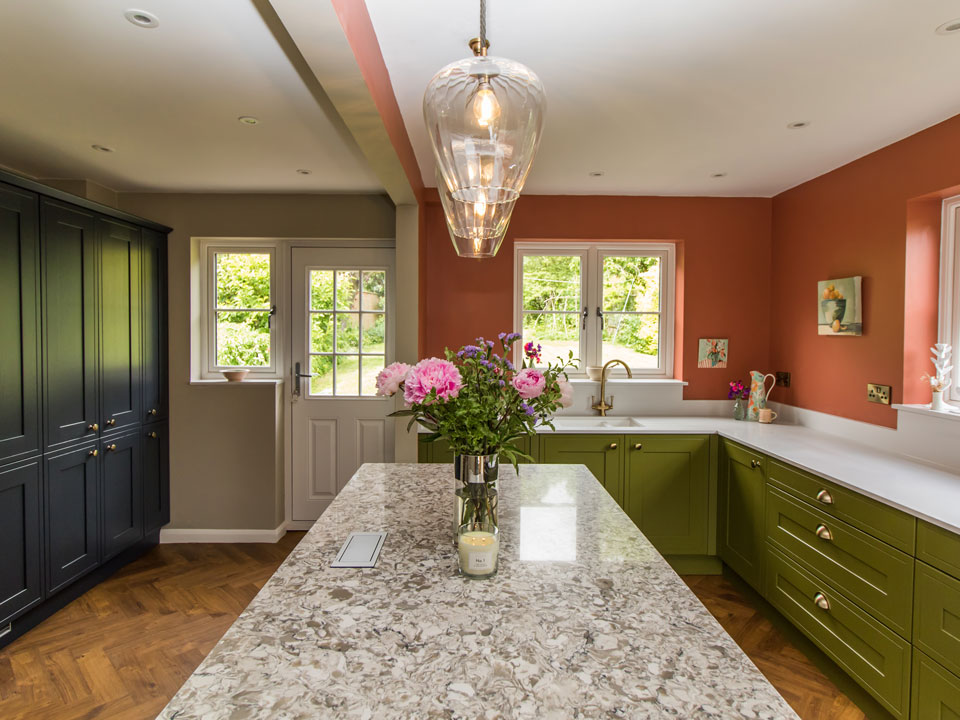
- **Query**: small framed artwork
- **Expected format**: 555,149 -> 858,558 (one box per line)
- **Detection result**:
698,338 -> 728,368
818,276 -> 862,336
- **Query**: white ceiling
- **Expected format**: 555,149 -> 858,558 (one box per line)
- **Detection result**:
366,0 -> 960,197
0,0 -> 382,193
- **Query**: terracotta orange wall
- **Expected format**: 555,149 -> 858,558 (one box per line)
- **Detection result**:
422,194 -> 773,400
770,114 -> 960,427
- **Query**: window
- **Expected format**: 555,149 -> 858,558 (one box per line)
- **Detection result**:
307,268 -> 386,396
939,195 -> 960,401
514,243 -> 675,376
202,245 -> 277,377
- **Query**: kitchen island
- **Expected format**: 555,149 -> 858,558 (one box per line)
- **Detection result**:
160,463 -> 796,719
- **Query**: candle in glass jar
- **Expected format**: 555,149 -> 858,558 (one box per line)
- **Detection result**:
457,529 -> 499,577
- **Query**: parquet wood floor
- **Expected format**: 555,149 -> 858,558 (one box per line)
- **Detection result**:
1,538 -> 868,719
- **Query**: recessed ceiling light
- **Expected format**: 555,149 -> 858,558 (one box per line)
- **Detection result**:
787,121 -> 810,129
91,144 -> 115,153
124,9 -> 159,28
936,18 -> 960,35
710,172 -> 727,178
588,171 -> 604,177
238,116 -> 259,125
296,169 -> 312,175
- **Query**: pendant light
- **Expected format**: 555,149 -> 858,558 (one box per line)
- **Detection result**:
423,0 -> 546,258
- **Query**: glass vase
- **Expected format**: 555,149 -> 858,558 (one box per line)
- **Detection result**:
733,397 -> 746,421
455,454 -> 499,539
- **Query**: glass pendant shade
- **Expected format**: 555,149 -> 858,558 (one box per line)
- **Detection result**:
424,54 -> 545,258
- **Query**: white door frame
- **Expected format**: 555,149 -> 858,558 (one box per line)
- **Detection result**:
281,239 -> 396,530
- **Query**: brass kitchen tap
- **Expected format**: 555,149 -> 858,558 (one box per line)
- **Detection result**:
591,359 -> 633,416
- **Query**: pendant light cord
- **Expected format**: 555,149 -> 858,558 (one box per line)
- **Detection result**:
480,0 -> 487,48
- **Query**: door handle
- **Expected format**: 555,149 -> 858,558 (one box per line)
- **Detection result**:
581,306 -> 588,329
815,524 -> 833,541
596,306 -> 604,330
816,489 -> 834,505
813,592 -> 831,611
87,449 -> 98,458
106,418 -> 116,427
608,442 -> 618,450
148,408 -> 158,416
293,361 -> 313,397
106,444 -> 117,452
146,431 -> 158,439
633,443 -> 642,451
87,423 -> 99,432
750,459 -> 760,469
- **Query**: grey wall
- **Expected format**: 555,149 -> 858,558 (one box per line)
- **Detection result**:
117,193 -> 395,530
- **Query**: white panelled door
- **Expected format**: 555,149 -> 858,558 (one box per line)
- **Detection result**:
290,247 -> 396,521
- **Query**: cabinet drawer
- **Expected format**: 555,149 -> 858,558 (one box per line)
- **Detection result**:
723,440 -> 764,472
915,561 -> 960,678
768,460 -> 915,554
766,486 -> 914,638
918,520 -> 960,580
765,546 -> 911,719
913,651 -> 960,720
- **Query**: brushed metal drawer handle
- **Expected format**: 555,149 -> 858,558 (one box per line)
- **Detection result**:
87,449 -> 98,458
633,443 -> 642,451
815,524 -> 834,541
106,444 -> 117,452
813,592 -> 831,611
816,489 -> 834,505
608,443 -> 618,450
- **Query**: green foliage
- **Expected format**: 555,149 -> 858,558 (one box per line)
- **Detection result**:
216,253 -> 270,308
215,253 -> 271,367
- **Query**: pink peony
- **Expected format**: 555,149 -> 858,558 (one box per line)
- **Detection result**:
556,377 -> 574,408
403,358 -> 463,406
512,368 -> 546,399
375,362 -> 412,397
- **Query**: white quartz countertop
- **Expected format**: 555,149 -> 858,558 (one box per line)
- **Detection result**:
504,415 -> 960,535
159,464 -> 796,719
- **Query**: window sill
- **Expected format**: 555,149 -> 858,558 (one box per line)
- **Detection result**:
893,403 -> 960,422
190,378 -> 284,387
569,377 -> 688,386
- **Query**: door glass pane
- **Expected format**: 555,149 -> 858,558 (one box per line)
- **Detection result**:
522,255 -> 581,311
361,271 -> 386,310
361,313 -> 385,354
522,312 -> 580,368
336,355 -> 360,395
336,271 -> 360,310
216,310 -> 270,367
310,270 -> 334,310
602,256 -> 660,312
310,313 -> 333,352
602,313 -> 659,369
216,253 -> 270,309
336,313 -> 360,352
310,355 -> 333,396
361,356 -> 385,396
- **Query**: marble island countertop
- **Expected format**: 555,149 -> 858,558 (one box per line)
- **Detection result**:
422,415 -> 960,535
160,464 -> 797,719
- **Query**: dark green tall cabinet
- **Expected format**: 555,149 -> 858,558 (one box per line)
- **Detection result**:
0,171 -> 170,648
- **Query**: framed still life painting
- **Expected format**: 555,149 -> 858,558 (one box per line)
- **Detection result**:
818,276 -> 862,336
698,338 -> 728,368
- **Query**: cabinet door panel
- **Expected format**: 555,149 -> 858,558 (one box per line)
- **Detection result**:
98,219 -> 141,433
912,651 -> 960,720
101,432 -> 142,560
0,184 -> 41,465
45,443 -> 100,594
141,229 -> 166,423
142,423 -> 169,532
719,440 -> 765,592
41,201 -> 99,450
540,434 -> 622,506
625,435 -> 710,555
0,459 -> 42,624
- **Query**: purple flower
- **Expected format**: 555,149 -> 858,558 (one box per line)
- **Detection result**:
520,402 -> 535,416
498,332 -> 507,340
505,360 -> 515,371
499,380 -> 505,387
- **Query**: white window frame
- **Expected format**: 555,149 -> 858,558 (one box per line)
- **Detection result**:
199,241 -> 279,379
939,195 -> 960,401
514,241 -> 676,378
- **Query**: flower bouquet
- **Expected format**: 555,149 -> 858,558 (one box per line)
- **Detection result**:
375,332 -> 575,528
728,380 -> 749,421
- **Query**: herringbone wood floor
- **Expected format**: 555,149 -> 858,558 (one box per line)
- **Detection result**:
1,538 -> 866,720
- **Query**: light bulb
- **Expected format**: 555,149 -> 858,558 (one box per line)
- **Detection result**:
474,198 -> 487,218
472,80 -> 500,128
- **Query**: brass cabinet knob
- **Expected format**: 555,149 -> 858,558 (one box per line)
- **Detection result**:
815,524 -> 834,541
106,444 -> 117,452
106,418 -> 116,427
87,449 -> 98,458
87,423 -> 99,432
816,489 -> 834,505
813,592 -> 831,611
633,443 -> 642,451
149,408 -> 158,416
147,431 -> 158,439
750,459 -> 760,469
608,443 -> 618,450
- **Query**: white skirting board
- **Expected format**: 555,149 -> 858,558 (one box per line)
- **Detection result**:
159,524 -> 288,544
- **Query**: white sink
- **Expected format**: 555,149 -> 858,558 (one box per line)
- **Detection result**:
549,416 -> 644,430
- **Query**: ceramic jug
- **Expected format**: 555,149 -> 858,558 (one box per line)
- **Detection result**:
747,371 -> 776,422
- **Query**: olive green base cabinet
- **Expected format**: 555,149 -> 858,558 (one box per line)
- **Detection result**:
912,651 -> 960,720
719,440 -> 766,593
417,436 -> 537,465
540,434 -> 623,506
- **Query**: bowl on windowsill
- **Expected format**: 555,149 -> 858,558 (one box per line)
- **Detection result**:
222,370 -> 250,382
585,366 -> 604,381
